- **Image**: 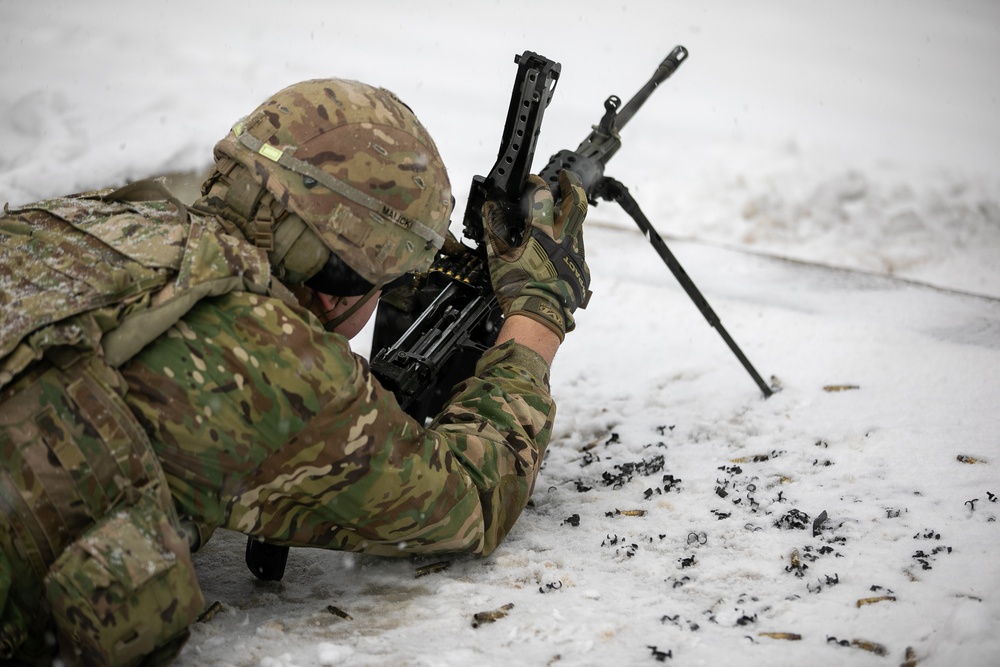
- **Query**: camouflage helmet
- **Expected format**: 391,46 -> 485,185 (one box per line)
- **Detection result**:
214,79 -> 453,284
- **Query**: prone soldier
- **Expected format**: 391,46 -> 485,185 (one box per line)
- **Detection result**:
0,78 -> 589,665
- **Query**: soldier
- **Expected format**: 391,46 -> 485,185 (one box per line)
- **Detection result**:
0,78 -> 589,666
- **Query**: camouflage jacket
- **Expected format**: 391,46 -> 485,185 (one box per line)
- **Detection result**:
1,184 -> 556,558
121,296 -> 554,556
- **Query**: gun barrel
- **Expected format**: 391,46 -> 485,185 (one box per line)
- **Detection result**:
541,47 -> 687,200
615,46 -> 688,130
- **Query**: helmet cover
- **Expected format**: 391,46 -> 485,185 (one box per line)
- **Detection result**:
215,79 -> 452,284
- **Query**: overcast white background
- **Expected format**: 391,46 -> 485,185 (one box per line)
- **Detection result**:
2,2 -> 999,665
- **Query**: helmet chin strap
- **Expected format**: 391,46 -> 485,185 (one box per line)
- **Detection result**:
313,282 -> 384,332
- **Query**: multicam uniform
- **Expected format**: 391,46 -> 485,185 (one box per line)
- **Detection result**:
0,73 -> 588,667
122,291 -> 553,555
0,187 -> 555,665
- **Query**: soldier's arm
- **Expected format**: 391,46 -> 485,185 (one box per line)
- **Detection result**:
123,292 -> 556,557
424,331 -> 557,554
495,314 -> 561,365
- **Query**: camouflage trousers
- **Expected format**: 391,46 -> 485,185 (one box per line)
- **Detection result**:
0,354 -> 204,666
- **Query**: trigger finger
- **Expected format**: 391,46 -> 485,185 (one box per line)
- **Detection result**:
525,175 -> 555,232
557,172 -> 587,239
526,174 -> 553,207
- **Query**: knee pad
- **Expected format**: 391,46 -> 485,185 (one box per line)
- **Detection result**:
0,356 -> 204,665
44,491 -> 204,667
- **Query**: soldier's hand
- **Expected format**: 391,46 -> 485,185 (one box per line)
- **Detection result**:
483,171 -> 590,341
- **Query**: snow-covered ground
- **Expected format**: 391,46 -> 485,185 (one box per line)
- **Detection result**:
2,2 -> 998,665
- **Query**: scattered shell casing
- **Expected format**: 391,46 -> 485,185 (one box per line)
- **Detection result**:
758,632 -> 802,640
731,452 -> 779,463
901,646 -> 919,667
850,639 -> 887,656
327,605 -> 353,621
617,509 -> 647,517
472,603 -> 514,628
956,455 -> 986,464
197,601 -> 224,623
415,561 -> 451,578
856,595 -> 897,607
823,384 -> 860,392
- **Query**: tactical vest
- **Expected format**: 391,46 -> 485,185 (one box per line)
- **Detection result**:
1,180 -> 279,389
0,180 -> 286,665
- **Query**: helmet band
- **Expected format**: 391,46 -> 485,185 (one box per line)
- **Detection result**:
233,121 -> 446,251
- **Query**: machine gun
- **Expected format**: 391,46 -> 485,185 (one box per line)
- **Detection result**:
369,45 -> 772,423
246,45 -> 772,582
369,51 -> 561,422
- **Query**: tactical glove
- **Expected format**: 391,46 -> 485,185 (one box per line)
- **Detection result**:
484,170 -> 590,341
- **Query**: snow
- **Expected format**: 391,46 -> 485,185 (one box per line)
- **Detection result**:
2,1 -> 999,665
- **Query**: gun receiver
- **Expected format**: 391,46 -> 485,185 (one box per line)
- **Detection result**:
370,250 -> 500,415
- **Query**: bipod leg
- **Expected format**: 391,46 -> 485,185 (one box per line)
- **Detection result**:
596,177 -> 773,398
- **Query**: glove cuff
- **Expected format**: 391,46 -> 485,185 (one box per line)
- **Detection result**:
508,295 -> 567,342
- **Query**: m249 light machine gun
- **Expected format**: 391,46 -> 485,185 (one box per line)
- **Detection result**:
372,45 -> 772,421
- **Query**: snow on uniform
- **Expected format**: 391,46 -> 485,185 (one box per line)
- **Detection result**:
0,183 -> 555,664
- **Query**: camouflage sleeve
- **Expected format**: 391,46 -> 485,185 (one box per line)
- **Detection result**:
427,338 -> 556,553
122,293 -> 555,557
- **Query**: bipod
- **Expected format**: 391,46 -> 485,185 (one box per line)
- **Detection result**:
595,177 -> 774,399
